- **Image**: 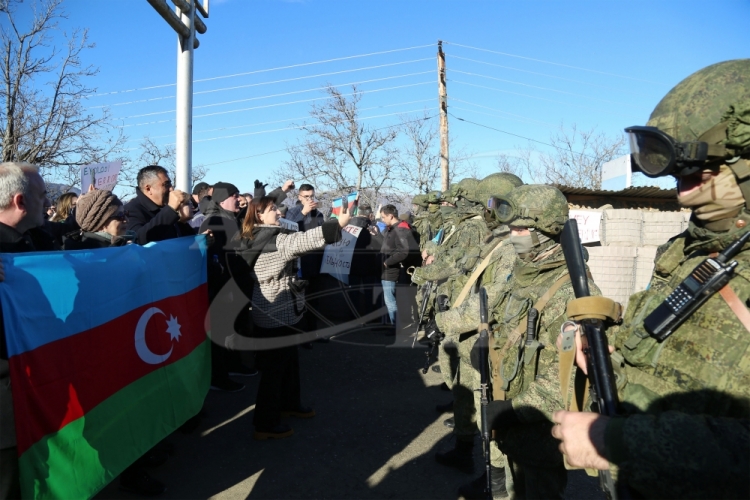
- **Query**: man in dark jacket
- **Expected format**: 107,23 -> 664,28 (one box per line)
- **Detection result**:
379,204 -> 419,326
125,165 -> 195,245
0,162 -> 54,500
199,182 -> 256,391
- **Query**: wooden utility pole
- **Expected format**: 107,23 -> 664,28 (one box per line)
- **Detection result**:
437,40 -> 450,192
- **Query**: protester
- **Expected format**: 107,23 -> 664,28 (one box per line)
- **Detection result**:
49,192 -> 78,223
239,193 -> 253,209
63,190 -> 134,249
125,165 -> 195,244
379,204 -> 419,328
189,181 -> 212,230
0,162 -> 51,500
199,181 -> 257,392
237,196 -> 350,439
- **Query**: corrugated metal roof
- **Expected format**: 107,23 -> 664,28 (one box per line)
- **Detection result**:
555,185 -> 676,198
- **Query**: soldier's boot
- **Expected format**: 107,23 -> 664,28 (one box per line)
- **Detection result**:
434,438 -> 474,474
457,466 -> 508,499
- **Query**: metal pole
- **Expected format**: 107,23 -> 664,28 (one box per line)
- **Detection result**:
438,40 -> 450,192
175,0 -> 195,193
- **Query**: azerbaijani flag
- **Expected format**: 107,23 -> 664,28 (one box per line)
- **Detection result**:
0,236 -> 210,499
330,192 -> 358,218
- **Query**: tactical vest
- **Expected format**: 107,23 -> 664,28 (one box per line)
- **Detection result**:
614,234 -> 750,411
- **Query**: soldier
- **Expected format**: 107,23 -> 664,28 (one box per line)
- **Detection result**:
465,184 -> 601,500
412,191 -> 444,251
552,60 -> 750,498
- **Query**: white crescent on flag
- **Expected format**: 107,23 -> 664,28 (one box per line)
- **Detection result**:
135,307 -> 174,365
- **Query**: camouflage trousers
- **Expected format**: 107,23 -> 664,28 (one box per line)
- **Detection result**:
505,459 -> 567,500
440,331 -> 508,475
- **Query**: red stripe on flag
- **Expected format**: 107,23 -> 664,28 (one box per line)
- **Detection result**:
10,284 -> 208,455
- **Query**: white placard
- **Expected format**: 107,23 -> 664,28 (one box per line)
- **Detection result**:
320,225 -> 363,283
81,161 -> 122,192
278,218 -> 299,232
569,210 -> 602,243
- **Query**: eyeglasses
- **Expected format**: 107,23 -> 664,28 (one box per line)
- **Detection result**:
299,194 -> 316,201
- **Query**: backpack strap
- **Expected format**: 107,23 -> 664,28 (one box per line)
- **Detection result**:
452,240 -> 505,308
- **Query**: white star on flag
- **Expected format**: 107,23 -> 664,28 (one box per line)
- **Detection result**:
166,315 -> 182,342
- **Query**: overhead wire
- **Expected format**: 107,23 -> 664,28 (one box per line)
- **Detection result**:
120,81 -> 433,127
448,112 -> 600,160
450,55 -> 648,96
443,41 -> 667,85
87,43 -> 435,97
198,114 -> 436,168
137,98 -> 435,141
448,99 -> 556,127
450,69 -> 632,106
117,71 -> 433,119
88,58 -> 433,109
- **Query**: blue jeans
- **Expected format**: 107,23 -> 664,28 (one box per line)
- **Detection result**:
381,280 -> 397,325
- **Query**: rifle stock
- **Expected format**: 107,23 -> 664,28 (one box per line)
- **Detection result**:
477,287 -> 492,500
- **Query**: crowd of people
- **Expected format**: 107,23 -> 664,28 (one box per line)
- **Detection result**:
0,58 -> 749,500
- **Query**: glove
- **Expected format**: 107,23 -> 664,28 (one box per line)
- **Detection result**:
253,180 -> 268,199
424,318 -> 443,342
436,294 -> 450,312
486,399 -> 519,431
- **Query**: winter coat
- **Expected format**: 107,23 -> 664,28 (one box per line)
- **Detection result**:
0,222 -> 56,449
237,220 -> 342,329
62,230 -> 134,250
380,220 -> 420,282
199,200 -> 242,299
124,188 -> 195,245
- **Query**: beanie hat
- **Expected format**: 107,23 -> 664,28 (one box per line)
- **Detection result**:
212,182 -> 239,204
192,181 -> 210,195
75,190 -> 123,232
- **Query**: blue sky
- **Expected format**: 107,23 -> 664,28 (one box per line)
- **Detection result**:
9,0 -> 750,194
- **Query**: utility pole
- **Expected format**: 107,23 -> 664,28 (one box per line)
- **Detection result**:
147,0 -> 209,193
437,40 -> 450,192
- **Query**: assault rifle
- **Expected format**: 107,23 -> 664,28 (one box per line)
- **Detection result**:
560,219 -> 623,500
412,280 -> 435,348
476,287 -> 493,500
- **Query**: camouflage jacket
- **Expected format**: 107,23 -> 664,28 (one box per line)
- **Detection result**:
413,211 -> 443,250
605,222 -> 750,499
491,244 -> 600,467
435,239 -> 515,336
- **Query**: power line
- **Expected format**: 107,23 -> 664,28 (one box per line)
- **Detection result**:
443,41 -> 667,85
449,99 -> 555,127
451,69 -> 632,106
89,58 -> 433,109
120,81 -> 433,127
87,43 -> 435,98
448,112 -> 600,160
199,115 -> 436,168
117,71 -> 433,120
450,55 -> 648,96
450,80 -> 629,116
137,98 -> 436,142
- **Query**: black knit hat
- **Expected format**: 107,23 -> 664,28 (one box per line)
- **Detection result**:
212,182 -> 240,204
192,182 -> 210,195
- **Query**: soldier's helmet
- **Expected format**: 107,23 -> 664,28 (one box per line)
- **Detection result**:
456,178 -> 480,201
475,172 -> 524,206
490,184 -> 568,236
425,190 -> 443,205
412,194 -> 428,208
626,59 -> 750,178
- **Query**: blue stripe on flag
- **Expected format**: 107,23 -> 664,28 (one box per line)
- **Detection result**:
0,235 -> 207,357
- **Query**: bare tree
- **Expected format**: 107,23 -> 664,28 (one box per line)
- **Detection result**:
514,123 -> 625,189
284,85 -> 399,207
392,111 -> 481,202
0,0 -> 125,182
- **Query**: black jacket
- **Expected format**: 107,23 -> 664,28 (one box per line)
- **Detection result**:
380,220 -> 420,281
199,200 -> 242,299
125,189 -> 195,245
348,216 -> 382,278
62,231 -> 131,250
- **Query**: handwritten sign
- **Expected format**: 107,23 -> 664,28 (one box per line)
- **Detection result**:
320,224 -> 362,284
81,161 -> 122,192
569,210 -> 602,243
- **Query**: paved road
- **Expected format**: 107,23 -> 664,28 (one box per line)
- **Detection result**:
97,324 -> 603,499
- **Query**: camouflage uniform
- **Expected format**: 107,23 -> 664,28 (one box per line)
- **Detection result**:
598,60 -> 750,499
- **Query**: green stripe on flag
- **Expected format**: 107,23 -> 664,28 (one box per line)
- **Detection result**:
19,340 -> 210,499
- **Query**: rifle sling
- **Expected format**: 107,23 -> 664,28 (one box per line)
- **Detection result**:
492,273 -> 571,400
719,284 -> 750,333
452,239 -> 505,309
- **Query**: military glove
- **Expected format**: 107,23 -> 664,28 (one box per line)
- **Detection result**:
486,399 -> 519,431
424,319 -> 444,343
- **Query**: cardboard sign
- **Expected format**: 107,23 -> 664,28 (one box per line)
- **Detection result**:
569,210 -> 602,243
81,161 -> 122,192
320,224 -> 363,284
